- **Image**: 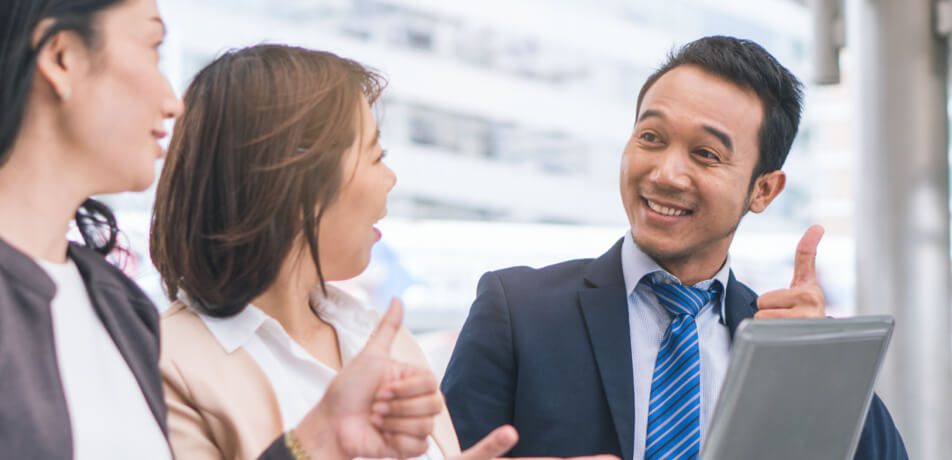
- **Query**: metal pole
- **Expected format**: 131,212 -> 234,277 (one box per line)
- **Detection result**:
848,0 -> 952,458
812,0 -> 845,84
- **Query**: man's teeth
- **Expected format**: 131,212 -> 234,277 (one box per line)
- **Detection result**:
647,200 -> 688,217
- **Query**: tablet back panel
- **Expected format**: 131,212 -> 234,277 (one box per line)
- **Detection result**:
700,316 -> 893,460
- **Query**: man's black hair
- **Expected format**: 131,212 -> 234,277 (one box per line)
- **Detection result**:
636,35 -> 804,181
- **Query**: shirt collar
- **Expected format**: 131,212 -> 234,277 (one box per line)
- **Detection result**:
196,302 -> 272,354
621,230 -> 732,323
186,283 -> 379,355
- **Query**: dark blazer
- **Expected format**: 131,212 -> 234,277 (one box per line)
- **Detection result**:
442,238 -> 907,460
0,237 -> 295,460
0,238 -> 167,458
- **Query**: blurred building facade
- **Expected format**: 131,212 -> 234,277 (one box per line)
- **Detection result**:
155,0 -> 823,225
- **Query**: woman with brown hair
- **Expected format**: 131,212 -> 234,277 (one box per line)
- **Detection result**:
150,44 -> 542,460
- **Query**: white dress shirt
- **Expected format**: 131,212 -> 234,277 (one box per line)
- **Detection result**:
620,231 -> 732,460
193,285 -> 443,460
38,258 -> 172,460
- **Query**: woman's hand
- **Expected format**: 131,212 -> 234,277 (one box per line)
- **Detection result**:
293,299 -> 443,459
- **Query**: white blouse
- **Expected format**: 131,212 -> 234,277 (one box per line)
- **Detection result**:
190,285 -> 444,460
39,258 -> 172,460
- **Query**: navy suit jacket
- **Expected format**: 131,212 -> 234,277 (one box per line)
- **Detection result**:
442,239 -> 907,460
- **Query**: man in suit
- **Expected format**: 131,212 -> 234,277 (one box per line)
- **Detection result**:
441,36 -> 907,460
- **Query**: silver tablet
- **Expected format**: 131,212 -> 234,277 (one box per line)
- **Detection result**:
700,316 -> 894,460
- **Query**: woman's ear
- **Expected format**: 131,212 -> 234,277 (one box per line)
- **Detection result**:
748,170 -> 786,214
32,19 -> 88,101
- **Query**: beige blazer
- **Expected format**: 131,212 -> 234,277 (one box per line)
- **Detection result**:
159,301 -> 459,460
160,302 -> 286,460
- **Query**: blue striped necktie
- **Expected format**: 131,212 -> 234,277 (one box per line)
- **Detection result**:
644,278 -> 722,460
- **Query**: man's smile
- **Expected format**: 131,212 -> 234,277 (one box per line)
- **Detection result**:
642,196 -> 695,218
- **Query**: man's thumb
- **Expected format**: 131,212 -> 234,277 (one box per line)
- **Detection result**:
457,425 -> 518,460
791,224 -> 824,288
364,298 -> 403,354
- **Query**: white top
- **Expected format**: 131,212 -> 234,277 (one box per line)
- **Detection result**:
620,231 -> 732,460
192,285 -> 444,460
38,257 -> 172,460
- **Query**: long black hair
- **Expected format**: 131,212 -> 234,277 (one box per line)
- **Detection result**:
0,0 -> 127,255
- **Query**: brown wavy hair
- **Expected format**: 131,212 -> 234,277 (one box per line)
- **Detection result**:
150,45 -> 385,317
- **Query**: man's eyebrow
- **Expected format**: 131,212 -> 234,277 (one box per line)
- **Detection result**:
638,108 -> 734,152
703,125 -> 734,152
637,109 -> 666,123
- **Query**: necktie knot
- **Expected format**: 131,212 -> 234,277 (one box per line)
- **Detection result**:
648,278 -> 722,318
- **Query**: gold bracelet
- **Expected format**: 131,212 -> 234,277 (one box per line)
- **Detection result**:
284,429 -> 313,460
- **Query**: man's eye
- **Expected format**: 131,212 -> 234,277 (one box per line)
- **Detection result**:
696,149 -> 720,161
640,132 -> 660,143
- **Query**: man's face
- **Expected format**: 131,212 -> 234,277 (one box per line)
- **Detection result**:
621,64 -> 783,271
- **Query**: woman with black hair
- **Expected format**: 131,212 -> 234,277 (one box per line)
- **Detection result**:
0,0 -> 181,458
0,1 -> 457,459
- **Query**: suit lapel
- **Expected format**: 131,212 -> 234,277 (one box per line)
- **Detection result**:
577,239 -> 635,460
723,270 -> 759,338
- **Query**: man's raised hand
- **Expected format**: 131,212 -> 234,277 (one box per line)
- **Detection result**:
755,225 -> 826,319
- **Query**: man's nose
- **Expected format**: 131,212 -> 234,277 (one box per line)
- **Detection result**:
649,149 -> 692,190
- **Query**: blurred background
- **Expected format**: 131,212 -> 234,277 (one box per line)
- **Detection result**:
119,0 -> 853,367
97,0 -> 950,457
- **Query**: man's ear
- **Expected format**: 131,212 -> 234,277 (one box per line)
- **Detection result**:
32,19 -> 87,101
748,170 -> 786,213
